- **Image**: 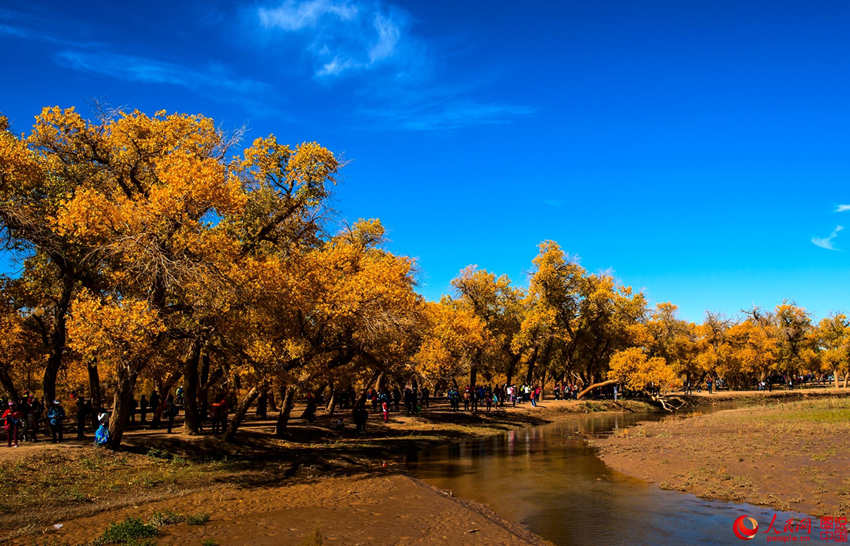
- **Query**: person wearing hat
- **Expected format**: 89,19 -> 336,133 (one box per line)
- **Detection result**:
94,412 -> 110,446
2,401 -> 21,448
47,400 -> 66,443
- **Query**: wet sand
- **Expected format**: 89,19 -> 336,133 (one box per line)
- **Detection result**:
591,393 -> 850,517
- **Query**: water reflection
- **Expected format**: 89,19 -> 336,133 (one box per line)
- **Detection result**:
405,411 -> 819,545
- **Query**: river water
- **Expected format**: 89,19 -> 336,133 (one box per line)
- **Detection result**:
405,411 -> 827,545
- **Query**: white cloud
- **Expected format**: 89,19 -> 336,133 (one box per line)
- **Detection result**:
255,0 -> 534,130
256,0 -> 405,78
258,0 -> 357,31
836,204 -> 850,212
369,13 -> 400,63
812,225 -> 844,251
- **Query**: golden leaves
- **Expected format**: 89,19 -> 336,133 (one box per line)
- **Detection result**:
608,347 -> 680,392
68,291 -> 165,370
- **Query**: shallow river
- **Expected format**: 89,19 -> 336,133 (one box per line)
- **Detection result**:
405,410 -> 826,545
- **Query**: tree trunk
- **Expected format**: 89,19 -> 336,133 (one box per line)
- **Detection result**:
182,341 -> 203,434
505,353 -> 520,388
0,365 -> 19,401
835,370 -> 840,389
257,382 -> 269,418
541,368 -> 548,399
275,386 -> 296,437
577,379 -> 617,400
87,360 -> 102,411
525,341 -> 547,385
844,374 -> 849,389
326,386 -> 337,416
42,274 -> 74,404
107,367 -> 139,450
353,370 -> 381,417
224,386 -> 259,441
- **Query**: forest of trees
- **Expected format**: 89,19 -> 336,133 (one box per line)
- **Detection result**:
0,107 -> 848,449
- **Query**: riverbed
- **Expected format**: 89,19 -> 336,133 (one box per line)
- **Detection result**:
406,410 -> 825,544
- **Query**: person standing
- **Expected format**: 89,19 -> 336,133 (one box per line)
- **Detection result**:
379,391 -> 390,422
392,387 -> 401,412
211,394 -> 227,435
149,391 -> 160,428
27,397 -> 41,442
3,401 -> 20,448
403,387 -> 415,416
165,395 -> 177,434
47,400 -> 65,443
129,397 -> 137,426
76,397 -> 88,440
354,402 -> 368,433
17,397 -> 29,442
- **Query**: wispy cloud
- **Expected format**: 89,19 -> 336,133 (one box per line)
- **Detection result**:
812,225 -> 844,251
361,100 -> 534,131
55,50 -> 269,95
258,0 -> 405,78
836,204 -> 850,212
255,1 -> 533,130
0,22 -> 101,48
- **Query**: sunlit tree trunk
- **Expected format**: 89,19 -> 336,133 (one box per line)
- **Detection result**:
224,386 -> 259,441
326,384 -> 337,416
275,385 -> 296,437
107,365 -> 140,450
577,379 -> 616,400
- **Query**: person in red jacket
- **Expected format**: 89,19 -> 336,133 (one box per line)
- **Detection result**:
3,401 -> 21,448
210,395 -> 228,435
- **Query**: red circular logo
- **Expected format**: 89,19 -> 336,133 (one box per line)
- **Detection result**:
733,515 -> 759,540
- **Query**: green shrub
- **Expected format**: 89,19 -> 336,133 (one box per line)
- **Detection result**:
149,509 -> 185,527
97,517 -> 159,544
186,513 -> 210,525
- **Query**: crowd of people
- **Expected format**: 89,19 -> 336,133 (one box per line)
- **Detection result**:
0,395 -> 70,447
2,381 -> 592,447
0,388 -> 189,448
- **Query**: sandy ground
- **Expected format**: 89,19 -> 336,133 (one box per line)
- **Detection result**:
591,392 -> 850,517
29,473 -> 549,545
8,389 -> 846,544
2,399 -> 648,544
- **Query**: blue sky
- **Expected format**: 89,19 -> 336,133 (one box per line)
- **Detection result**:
2,1 -> 850,322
